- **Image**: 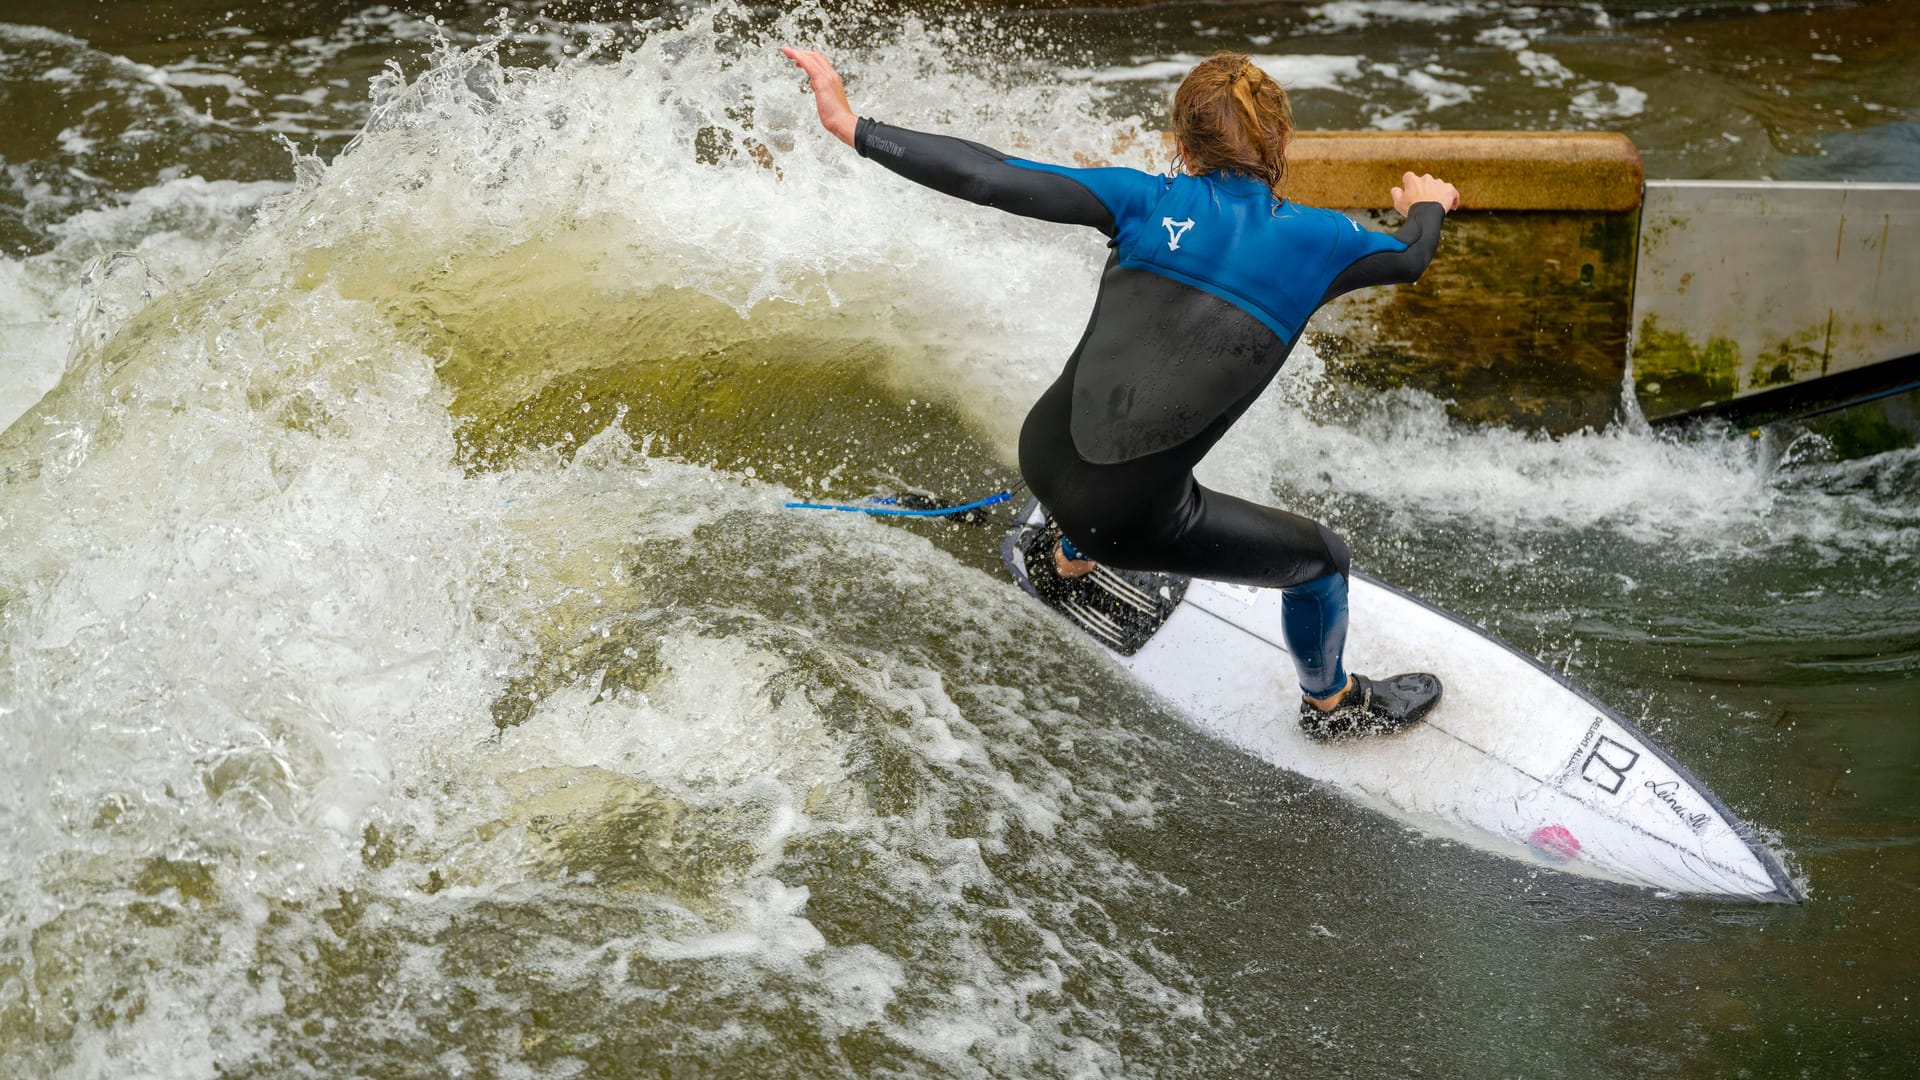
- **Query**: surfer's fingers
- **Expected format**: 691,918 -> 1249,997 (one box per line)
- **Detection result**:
786,49 -> 842,90
782,48 -> 818,77
782,49 -> 855,146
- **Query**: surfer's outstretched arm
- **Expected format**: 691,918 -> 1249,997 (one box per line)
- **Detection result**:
784,47 -> 858,147
1316,173 -> 1459,303
783,47 -> 1147,236
849,119 -> 1133,234
1317,202 -> 1446,301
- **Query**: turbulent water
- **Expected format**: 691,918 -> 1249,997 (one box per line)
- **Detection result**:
1,2 -> 1916,1076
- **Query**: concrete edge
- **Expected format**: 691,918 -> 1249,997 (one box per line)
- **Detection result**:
1149,131 -> 1644,212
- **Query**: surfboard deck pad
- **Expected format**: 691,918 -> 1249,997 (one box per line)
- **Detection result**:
1004,514 -> 1189,656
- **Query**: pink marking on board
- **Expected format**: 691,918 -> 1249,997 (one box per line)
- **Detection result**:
1528,824 -> 1582,863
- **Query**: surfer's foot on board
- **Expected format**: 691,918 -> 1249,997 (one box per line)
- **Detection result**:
1053,541 -> 1097,579
1299,673 -> 1442,741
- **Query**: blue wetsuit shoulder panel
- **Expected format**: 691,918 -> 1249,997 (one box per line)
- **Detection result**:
1107,173 -> 1411,342
1002,158 -> 1166,244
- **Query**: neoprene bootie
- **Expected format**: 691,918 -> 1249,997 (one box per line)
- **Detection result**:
1299,672 -> 1442,741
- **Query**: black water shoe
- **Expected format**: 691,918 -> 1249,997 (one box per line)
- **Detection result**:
1299,673 -> 1442,741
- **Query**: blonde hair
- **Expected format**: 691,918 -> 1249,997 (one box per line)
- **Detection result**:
1171,53 -> 1293,192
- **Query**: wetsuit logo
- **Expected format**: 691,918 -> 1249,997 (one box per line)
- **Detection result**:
1161,217 -> 1195,251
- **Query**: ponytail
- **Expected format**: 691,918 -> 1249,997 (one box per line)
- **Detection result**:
1172,54 -> 1293,193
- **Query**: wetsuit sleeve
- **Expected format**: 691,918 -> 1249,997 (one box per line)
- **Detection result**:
1316,201 -> 1448,304
854,118 -> 1155,239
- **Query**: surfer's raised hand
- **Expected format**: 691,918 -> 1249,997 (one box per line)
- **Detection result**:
1391,171 -> 1460,215
783,47 -> 857,148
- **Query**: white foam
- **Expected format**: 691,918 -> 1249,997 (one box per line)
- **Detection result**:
1475,23 -> 1646,122
1204,361 -> 1917,564
1367,63 -> 1479,128
0,176 -> 285,432
1477,25 -> 1533,51
1255,53 -> 1369,92
1571,83 -> 1649,121
1069,53 -> 1364,94
1309,1 -> 1484,31
159,64 -> 259,102
1064,57 -> 1201,84
0,21 -> 87,47
500,633 -> 860,793
1517,49 -> 1577,85
0,47 -> 1199,1039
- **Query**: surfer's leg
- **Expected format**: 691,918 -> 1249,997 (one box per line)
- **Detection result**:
1113,479 -> 1349,588
1281,571 -> 1350,698
1141,483 -> 1441,738
1019,373 -> 1179,579
1017,357 -> 1437,734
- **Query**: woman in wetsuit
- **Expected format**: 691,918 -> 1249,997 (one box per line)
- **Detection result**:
784,47 -> 1461,740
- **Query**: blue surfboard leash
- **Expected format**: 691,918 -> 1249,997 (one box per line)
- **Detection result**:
783,484 -> 1023,522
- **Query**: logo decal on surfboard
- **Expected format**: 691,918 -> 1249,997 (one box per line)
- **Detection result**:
1557,719 -> 1642,795
1646,780 -> 1713,833
1581,736 -> 1642,795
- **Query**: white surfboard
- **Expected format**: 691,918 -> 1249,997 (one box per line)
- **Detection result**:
1002,501 -> 1800,902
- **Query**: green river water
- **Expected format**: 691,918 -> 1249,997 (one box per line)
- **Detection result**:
1,2 -> 1915,1076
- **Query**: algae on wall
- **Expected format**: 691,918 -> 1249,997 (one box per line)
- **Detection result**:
1629,181 -> 1920,420
1315,208 -> 1638,433
1280,131 -> 1645,434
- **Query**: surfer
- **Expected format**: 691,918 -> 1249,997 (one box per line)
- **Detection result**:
784,48 -> 1459,740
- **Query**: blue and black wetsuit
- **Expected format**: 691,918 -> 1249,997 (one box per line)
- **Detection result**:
854,119 -> 1447,694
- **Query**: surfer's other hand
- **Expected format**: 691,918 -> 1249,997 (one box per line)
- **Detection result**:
1391,172 -> 1460,215
782,47 -> 856,147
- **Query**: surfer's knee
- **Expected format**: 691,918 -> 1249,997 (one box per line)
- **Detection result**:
1051,511 -> 1164,570
1315,522 -> 1351,579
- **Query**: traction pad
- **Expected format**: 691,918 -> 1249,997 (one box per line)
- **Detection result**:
1002,510 -> 1189,655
